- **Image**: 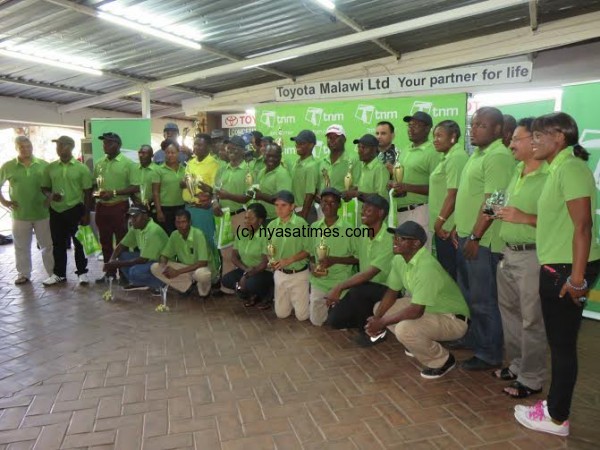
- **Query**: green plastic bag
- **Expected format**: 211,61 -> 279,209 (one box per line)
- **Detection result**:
75,225 -> 101,256
339,198 -> 359,228
215,207 -> 234,249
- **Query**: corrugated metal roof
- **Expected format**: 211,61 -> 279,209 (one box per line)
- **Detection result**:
0,0 -> 598,119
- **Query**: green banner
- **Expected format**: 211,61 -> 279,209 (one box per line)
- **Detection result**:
562,82 -> 600,316
498,99 -> 556,120
90,118 -> 152,163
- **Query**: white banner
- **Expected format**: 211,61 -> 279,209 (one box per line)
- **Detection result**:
274,62 -> 533,101
221,113 -> 256,128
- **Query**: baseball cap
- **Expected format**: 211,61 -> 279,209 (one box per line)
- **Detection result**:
52,136 -> 75,146
225,136 -> 247,149
387,220 -> 428,245
352,134 -> 379,147
98,132 -> 122,145
251,131 -> 264,140
402,111 -> 433,127
274,190 -> 295,204
320,187 -> 342,200
163,122 -> 179,132
290,130 -> 317,144
362,194 -> 389,216
261,136 -> 274,143
325,124 -> 346,136
126,205 -> 149,216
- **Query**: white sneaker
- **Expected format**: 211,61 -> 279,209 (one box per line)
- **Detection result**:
42,274 -> 66,286
514,400 -> 569,436
78,274 -> 90,285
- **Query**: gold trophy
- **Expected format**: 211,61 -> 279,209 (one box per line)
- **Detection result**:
314,237 -> 330,276
275,127 -> 284,147
344,162 -> 353,191
185,173 -> 198,200
93,169 -> 104,198
322,168 -> 331,189
393,163 -> 406,198
139,184 -> 148,208
267,240 -> 277,268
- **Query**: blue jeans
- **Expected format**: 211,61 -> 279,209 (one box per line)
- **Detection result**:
119,251 -> 163,289
435,234 -> 457,281
456,237 -> 503,364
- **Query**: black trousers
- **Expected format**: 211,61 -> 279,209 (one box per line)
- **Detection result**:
155,204 -> 185,236
221,268 -> 274,300
539,260 -> 600,422
50,204 -> 88,277
327,282 -> 388,330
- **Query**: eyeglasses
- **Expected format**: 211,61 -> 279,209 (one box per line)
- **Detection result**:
510,134 -> 532,143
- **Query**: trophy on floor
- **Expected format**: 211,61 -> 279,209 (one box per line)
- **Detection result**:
102,276 -> 114,302
267,240 -> 277,269
93,168 -> 104,198
155,285 -> 170,312
322,168 -> 331,189
483,189 -> 509,217
314,237 -> 330,276
393,163 -> 406,197
344,163 -> 353,191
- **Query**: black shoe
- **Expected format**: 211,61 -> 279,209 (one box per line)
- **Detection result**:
421,354 -> 456,379
123,284 -> 149,291
461,356 -> 501,371
354,331 -> 387,348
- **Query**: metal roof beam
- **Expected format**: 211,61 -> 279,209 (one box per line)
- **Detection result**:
57,85 -> 145,113
529,0 -> 539,31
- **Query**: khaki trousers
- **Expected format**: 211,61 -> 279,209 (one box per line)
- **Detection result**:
274,269 -> 310,321
396,204 -> 432,251
309,286 -> 328,326
13,218 -> 53,279
150,262 -> 212,296
219,210 -> 246,290
374,298 -> 468,368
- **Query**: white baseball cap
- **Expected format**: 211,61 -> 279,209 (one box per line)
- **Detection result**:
325,124 -> 346,136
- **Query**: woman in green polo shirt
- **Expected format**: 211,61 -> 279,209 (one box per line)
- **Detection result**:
514,112 -> 600,437
153,141 -> 185,235
221,203 -> 273,308
429,120 -> 467,280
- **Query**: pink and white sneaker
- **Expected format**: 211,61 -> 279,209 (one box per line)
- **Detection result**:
514,400 -> 569,436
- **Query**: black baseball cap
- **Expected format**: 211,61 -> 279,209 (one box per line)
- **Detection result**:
52,136 -> 75,146
274,190 -> 295,204
164,122 -> 179,132
225,136 -> 247,149
261,136 -> 274,143
352,134 -> 379,147
362,194 -> 389,216
320,187 -> 342,200
127,205 -> 149,216
251,131 -> 264,140
402,111 -> 433,127
98,132 -> 122,145
387,220 -> 428,245
291,130 -> 317,144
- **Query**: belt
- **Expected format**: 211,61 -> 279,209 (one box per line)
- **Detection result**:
397,203 -> 424,213
280,265 -> 309,274
454,314 -> 471,325
506,243 -> 536,251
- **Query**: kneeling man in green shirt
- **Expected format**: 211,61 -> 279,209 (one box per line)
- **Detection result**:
365,221 -> 470,379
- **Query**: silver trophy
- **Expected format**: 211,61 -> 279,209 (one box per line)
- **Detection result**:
483,189 -> 509,217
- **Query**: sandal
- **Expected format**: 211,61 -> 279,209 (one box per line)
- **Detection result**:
502,381 -> 542,399
492,367 -> 517,381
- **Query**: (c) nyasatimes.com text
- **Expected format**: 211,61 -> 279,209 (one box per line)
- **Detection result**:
235,226 -> 375,240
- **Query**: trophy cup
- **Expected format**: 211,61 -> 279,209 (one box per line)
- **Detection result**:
322,169 -> 331,189
267,240 -> 277,268
483,189 -> 509,217
102,276 -> 114,302
275,127 -> 284,147
139,184 -> 148,208
393,163 -> 406,197
155,285 -> 170,312
94,169 -> 104,198
344,163 -> 353,191
185,173 -> 198,201
314,237 -> 330,276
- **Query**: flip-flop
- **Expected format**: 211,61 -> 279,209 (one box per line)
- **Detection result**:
502,381 -> 542,399
492,367 -> 517,381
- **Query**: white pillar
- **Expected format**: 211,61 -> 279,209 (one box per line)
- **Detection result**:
141,88 -> 151,119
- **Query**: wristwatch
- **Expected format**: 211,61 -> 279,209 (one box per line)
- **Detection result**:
469,233 -> 481,242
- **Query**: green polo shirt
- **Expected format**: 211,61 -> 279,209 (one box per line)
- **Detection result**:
217,162 -> 249,212
386,247 -> 469,316
358,158 -> 389,199
395,141 -> 440,208
234,227 -> 267,268
265,213 -> 310,271
120,218 -> 168,261
291,155 -> 319,207
0,157 -> 49,221
319,151 -> 361,192
499,162 -> 548,245
455,139 -> 515,252
537,147 -> 600,264
428,144 -> 468,232
93,153 -> 136,204
157,164 -> 185,207
355,224 -> 393,285
309,217 -> 357,291
132,163 -> 160,204
249,157 -> 266,181
254,165 -> 292,219
161,227 -> 208,265
41,158 -> 93,213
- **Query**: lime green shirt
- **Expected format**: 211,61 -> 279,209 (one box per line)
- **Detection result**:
537,147 -> 600,264
266,213 -> 310,271
291,155 -> 320,207
309,217 -> 357,291
395,141 -> 441,208
249,157 -> 266,181
182,154 -> 220,204
93,153 -> 136,204
41,158 -> 93,213
161,227 -> 208,265
428,144 -> 468,232
234,227 -> 267,268
0,157 -> 49,221
499,162 -> 548,245
120,218 -> 168,261
217,162 -> 249,212
132,163 -> 160,205
157,164 -> 185,207
319,151 -> 361,192
455,139 -> 515,252
386,248 -> 469,316
254,165 -> 292,219
358,158 -> 389,199
355,225 -> 393,285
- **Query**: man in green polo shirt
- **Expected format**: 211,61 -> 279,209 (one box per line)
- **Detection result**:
41,136 -> 93,286
132,144 -> 159,207
290,130 -> 320,224
454,107 -> 516,371
326,194 -> 393,346
365,221 -> 470,379
344,134 -> 389,204
266,190 -> 311,321
391,111 -> 440,241
319,125 -> 361,192
150,209 -> 212,297
103,206 -> 168,294
93,132 -> 137,283
309,188 -> 358,326
252,145 -> 292,220
0,136 -> 53,285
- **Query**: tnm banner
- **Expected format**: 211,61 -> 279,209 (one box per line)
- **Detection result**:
90,118 -> 152,163
255,93 -> 467,161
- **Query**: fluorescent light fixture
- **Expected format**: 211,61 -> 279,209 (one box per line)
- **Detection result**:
0,48 -> 103,76
314,0 -> 336,10
243,56 -> 298,70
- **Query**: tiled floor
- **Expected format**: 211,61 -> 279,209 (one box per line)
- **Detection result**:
0,244 -> 598,449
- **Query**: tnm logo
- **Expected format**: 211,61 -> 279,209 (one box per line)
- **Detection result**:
259,111 -> 295,128
410,101 -> 459,117
355,104 -> 398,124
305,107 -> 344,126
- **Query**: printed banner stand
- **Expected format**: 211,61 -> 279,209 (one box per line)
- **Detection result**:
90,118 -> 152,163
